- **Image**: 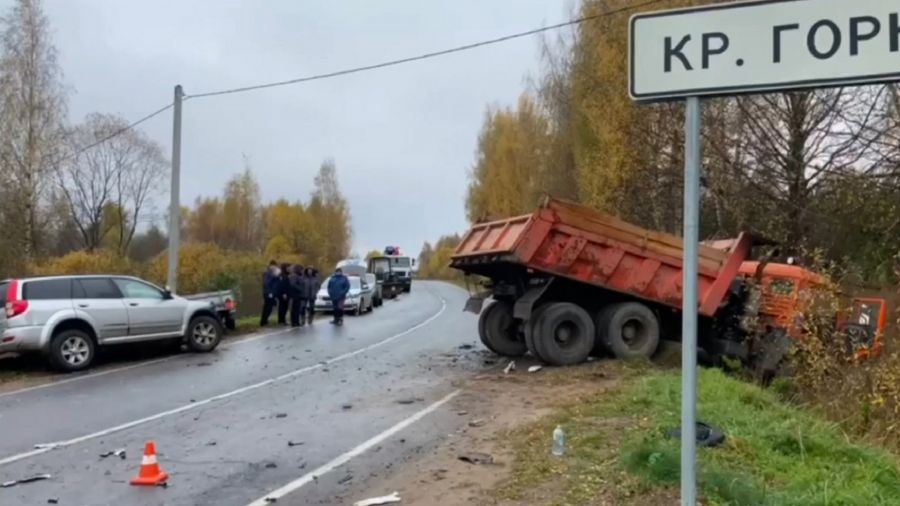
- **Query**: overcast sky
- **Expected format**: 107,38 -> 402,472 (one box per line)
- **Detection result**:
9,0 -> 571,258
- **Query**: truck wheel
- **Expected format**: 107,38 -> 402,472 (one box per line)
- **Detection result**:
478,301 -> 526,357
592,306 -> 616,356
187,315 -> 222,353
49,329 -> 96,372
603,302 -> 660,360
531,303 -> 594,366
524,304 -> 551,362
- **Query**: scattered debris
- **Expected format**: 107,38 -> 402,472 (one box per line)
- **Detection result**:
342,404 -> 353,410
458,344 -> 474,350
47,499 -> 59,504
458,452 -> 494,465
483,359 -> 497,366
468,419 -> 486,428
338,474 -> 353,485
274,413 -> 288,419
265,462 -> 278,469
196,362 -> 212,367
33,443 -> 59,450
1,474 -> 52,488
99,448 -> 127,460
457,410 -> 469,416
665,422 -> 726,448
527,365 -> 543,373
353,491 -> 402,506
503,361 -> 516,374
396,398 -> 417,405
264,497 -> 277,503
287,441 -> 304,447
189,399 -> 196,403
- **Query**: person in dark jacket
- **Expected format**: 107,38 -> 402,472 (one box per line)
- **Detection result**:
260,260 -> 280,326
276,263 -> 292,325
288,264 -> 307,327
327,268 -> 351,325
304,267 -> 318,325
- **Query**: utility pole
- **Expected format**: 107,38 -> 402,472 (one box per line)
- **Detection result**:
167,85 -> 184,293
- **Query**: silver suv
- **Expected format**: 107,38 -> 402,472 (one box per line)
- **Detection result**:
0,275 -> 223,372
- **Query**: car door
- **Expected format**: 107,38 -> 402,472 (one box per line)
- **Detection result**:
113,278 -> 187,338
73,278 -> 129,342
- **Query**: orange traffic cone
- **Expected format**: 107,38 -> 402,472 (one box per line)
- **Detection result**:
130,441 -> 169,486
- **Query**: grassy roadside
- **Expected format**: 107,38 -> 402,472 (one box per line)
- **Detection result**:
496,365 -> 900,506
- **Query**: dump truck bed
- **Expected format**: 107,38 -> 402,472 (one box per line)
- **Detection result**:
451,199 -> 752,318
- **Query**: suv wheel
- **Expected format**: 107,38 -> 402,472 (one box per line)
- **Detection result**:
50,330 -> 96,372
187,315 -> 222,352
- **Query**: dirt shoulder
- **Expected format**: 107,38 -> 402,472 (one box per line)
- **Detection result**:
361,358 -> 900,506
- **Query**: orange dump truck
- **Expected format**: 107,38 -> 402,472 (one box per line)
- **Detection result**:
450,198 -> 886,368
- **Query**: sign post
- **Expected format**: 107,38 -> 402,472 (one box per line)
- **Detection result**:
629,1 -> 899,503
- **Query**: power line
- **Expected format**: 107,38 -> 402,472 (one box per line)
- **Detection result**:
186,0 -> 665,100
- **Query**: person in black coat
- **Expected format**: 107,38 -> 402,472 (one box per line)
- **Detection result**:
260,260 -> 280,327
288,264 -> 306,327
304,267 -> 319,325
276,263 -> 292,325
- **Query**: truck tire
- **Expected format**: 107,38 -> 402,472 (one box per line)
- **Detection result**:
524,304 -> 551,362
602,302 -> 660,360
478,301 -> 526,357
592,306 -> 616,356
49,329 -> 96,372
531,303 -> 594,366
186,315 -> 222,353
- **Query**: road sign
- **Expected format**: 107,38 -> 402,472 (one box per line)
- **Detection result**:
630,0 -> 900,101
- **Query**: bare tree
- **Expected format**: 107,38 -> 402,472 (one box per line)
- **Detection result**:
57,113 -> 167,255
0,0 -> 66,261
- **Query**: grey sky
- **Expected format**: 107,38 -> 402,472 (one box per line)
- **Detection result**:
14,0 -> 569,258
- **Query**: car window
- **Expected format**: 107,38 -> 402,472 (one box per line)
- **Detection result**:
23,279 -> 72,300
114,279 -> 164,300
75,278 -> 122,299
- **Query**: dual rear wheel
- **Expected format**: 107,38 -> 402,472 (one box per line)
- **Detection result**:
478,300 -> 661,366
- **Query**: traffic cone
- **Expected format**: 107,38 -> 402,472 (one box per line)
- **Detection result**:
130,441 -> 169,486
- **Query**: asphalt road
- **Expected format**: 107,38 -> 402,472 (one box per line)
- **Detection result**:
0,281 -> 483,506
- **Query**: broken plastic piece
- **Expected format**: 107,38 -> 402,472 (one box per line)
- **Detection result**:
458,452 -> 494,465
353,491 -> 402,506
33,443 -> 59,450
503,361 -> 516,374
99,448 -> 127,459
527,365 -> 543,373
1,474 -> 52,488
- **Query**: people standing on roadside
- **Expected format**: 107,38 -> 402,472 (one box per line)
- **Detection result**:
304,267 -> 318,325
327,267 -> 350,326
277,263 -> 292,325
289,265 -> 306,328
260,260 -> 280,327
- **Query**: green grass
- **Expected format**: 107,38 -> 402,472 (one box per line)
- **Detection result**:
497,367 -> 900,505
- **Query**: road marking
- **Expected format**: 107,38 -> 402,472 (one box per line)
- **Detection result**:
0,327 -> 294,399
245,389 -> 461,506
0,296 -> 447,467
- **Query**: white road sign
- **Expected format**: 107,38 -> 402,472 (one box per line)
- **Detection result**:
629,0 -> 900,101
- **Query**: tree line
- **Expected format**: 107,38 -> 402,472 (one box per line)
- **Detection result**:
0,0 -> 352,283
465,0 -> 900,284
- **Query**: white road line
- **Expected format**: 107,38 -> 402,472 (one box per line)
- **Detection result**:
245,389 -> 461,506
0,327 -> 294,399
0,296 -> 447,467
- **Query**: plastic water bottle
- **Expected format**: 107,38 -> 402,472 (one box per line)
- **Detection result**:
552,425 -> 566,457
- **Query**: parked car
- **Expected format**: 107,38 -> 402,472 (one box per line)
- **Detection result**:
0,275 -> 224,372
337,263 -> 383,308
313,275 -> 374,316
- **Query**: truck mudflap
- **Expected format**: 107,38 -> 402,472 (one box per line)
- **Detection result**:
512,279 -> 554,321
464,292 -> 491,315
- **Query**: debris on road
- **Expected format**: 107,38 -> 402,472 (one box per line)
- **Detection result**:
353,491 -> 402,506
468,419 -> 486,428
503,361 -> 516,374
287,440 -> 304,447
206,441 -> 217,446
458,452 -> 494,465
528,365 -> 543,373
33,443 -> 59,450
265,462 -> 278,469
457,410 -> 469,416
342,404 -> 353,410
396,397 -> 424,405
274,413 -> 288,418
264,497 -> 277,503
338,474 -> 353,485
99,448 -> 127,460
1,474 -> 52,488
47,499 -> 58,504
458,344 -> 474,350
196,362 -> 212,367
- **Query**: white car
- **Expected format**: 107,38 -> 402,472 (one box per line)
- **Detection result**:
313,275 -> 374,316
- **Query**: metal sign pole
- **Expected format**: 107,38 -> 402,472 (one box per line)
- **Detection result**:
681,95 -> 701,506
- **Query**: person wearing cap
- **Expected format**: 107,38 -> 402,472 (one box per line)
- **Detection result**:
327,267 -> 350,325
